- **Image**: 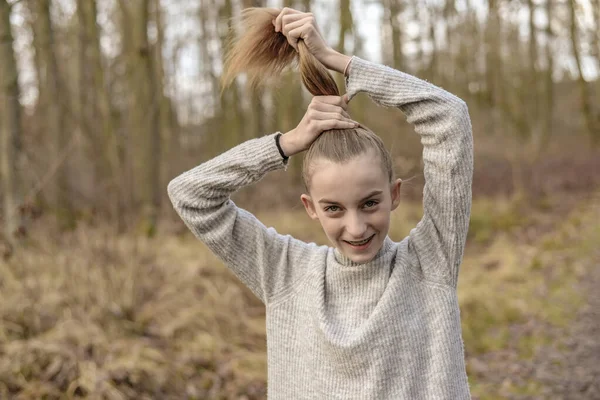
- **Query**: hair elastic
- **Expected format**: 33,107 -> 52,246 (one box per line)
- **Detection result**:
343,56 -> 354,77
275,133 -> 289,160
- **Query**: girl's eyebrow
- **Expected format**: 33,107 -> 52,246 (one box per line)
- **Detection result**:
318,190 -> 383,204
359,190 -> 383,202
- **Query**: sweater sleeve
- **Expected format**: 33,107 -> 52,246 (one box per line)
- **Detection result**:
167,133 -> 316,304
345,56 -> 473,287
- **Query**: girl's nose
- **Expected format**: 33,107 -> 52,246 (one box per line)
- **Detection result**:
345,214 -> 367,238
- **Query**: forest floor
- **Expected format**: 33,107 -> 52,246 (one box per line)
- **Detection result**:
531,246 -> 600,399
0,189 -> 598,399
465,192 -> 600,399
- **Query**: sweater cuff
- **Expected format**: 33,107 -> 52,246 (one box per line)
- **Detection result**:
344,56 -> 374,102
259,132 -> 289,171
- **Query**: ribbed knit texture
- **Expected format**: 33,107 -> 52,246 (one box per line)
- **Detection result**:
167,56 -> 473,399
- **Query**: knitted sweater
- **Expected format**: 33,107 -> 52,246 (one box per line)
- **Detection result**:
167,56 -> 473,399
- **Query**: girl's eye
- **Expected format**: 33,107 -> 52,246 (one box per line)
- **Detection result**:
324,205 -> 340,212
364,200 -> 378,208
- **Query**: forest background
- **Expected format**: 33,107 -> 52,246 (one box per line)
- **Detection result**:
1,0 -> 599,398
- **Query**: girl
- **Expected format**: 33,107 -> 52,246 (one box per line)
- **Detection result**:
168,7 -> 473,399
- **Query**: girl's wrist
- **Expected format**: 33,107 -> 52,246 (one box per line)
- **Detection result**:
279,130 -> 302,157
320,48 -> 352,75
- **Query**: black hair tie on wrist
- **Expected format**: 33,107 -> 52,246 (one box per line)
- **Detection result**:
275,133 -> 289,161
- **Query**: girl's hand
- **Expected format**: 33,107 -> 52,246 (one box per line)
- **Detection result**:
279,95 -> 358,157
273,8 -> 331,64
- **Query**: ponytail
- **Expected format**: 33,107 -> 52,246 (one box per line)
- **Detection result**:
221,7 -> 339,97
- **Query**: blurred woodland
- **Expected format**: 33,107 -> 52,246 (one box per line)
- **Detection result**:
1,0 -> 599,241
1,0 -> 600,399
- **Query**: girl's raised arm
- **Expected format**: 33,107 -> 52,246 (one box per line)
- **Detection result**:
344,56 -> 473,288
167,133 -> 317,305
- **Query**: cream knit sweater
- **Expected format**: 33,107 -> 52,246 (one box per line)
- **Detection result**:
167,56 -> 473,399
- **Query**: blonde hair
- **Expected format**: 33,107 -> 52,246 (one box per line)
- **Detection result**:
221,7 -> 394,189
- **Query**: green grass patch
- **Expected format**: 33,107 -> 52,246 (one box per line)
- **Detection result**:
468,198 -> 526,244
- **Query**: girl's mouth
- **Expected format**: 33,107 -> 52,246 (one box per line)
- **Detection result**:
343,234 -> 375,249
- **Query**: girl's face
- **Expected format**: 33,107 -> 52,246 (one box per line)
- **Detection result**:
301,151 -> 402,264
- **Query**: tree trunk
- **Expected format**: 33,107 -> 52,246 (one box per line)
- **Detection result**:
198,0 -> 220,109
426,5 -> 438,82
527,0 -> 539,123
543,0 -> 554,149
154,0 -> 180,209
484,0 -> 502,110
593,0 -> 600,138
79,0 -> 124,231
385,0 -> 404,70
0,0 -> 25,247
32,0 -> 74,227
136,0 -> 161,236
569,0 -> 598,143
77,0 -> 99,211
594,0 -> 600,61
442,0 -> 455,85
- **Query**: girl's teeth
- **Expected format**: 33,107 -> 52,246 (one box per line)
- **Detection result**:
349,237 -> 370,245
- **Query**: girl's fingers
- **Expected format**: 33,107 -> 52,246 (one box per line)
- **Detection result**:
282,12 -> 311,26
274,7 -> 302,32
286,26 -> 306,51
313,95 -> 348,110
310,102 -> 346,115
311,111 -> 357,126
282,16 -> 312,39
313,111 -> 349,122
318,119 -> 358,132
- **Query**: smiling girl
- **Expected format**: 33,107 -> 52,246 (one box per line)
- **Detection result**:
167,6 -> 473,399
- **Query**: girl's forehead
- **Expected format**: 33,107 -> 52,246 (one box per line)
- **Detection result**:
309,155 -> 389,201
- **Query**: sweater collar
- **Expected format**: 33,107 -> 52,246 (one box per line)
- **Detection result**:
333,236 -> 395,268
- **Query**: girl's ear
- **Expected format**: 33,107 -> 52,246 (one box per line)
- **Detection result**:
300,194 -> 319,220
391,179 -> 402,211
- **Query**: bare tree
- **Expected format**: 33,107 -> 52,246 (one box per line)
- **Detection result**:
198,0 -> 219,107
116,0 -> 162,235
527,0 -> 540,124
77,0 -> 124,230
383,0 -> 404,70
154,0 -> 180,204
594,0 -> 600,60
442,0 -> 456,85
425,4 -> 439,83
543,0 -> 554,147
139,0 -> 162,235
569,0 -> 598,143
484,0 -> 501,109
29,0 -> 73,225
593,0 -> 600,132
0,0 -> 25,247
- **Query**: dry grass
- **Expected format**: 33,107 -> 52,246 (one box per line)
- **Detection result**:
0,193 -> 598,399
0,225 -> 268,399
